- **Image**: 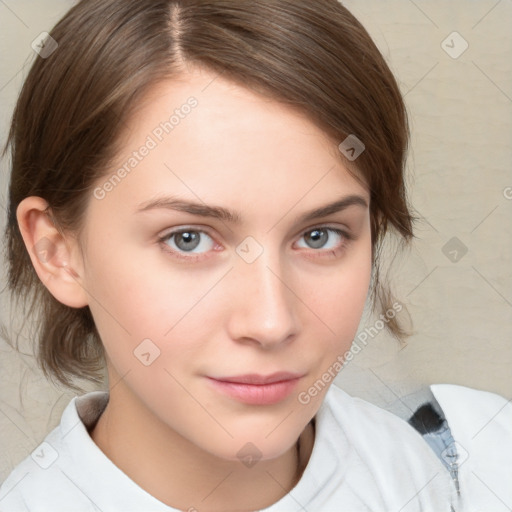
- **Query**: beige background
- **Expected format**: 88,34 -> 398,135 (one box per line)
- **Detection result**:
1,0 -> 511,481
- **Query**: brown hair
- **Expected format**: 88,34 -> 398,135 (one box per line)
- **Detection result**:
3,0 -> 414,392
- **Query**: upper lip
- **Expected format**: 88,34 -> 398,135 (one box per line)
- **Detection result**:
209,372 -> 303,385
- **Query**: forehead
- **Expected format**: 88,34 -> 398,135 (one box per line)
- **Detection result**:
89,67 -> 369,224
124,68 -> 335,151
121,66 -> 363,166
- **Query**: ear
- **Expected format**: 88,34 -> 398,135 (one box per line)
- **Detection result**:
16,196 -> 89,308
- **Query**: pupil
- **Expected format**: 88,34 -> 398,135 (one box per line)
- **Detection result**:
307,229 -> 327,249
176,231 -> 200,251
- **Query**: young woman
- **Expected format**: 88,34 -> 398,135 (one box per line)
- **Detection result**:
2,0 -> 497,510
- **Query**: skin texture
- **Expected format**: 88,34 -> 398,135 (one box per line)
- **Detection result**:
17,66 -> 372,511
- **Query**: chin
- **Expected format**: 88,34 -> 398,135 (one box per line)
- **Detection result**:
214,429 -> 301,465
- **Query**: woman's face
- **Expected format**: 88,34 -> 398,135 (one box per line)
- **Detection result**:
79,66 -> 372,461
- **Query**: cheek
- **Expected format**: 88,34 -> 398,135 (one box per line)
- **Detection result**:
308,245 -> 372,340
84,221 -> 372,370
292,245 -> 372,408
82,242 -> 227,368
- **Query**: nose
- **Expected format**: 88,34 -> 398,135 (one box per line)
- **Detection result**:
226,248 -> 299,349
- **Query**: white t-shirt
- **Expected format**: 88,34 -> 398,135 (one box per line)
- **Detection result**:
0,384 -> 457,511
430,384 -> 512,512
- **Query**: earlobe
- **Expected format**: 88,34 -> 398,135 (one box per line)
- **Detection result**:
16,196 -> 89,308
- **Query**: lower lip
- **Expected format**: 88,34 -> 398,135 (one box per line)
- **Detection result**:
207,377 -> 301,405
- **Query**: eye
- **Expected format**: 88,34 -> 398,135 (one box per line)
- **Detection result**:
158,225 -> 353,263
158,228 -> 216,260
295,227 -> 351,253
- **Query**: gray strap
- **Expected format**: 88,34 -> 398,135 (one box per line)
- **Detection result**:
408,390 -> 461,495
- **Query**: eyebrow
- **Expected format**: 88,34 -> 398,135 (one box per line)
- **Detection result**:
136,194 -> 368,225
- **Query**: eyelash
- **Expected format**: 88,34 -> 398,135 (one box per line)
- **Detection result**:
157,226 -> 354,263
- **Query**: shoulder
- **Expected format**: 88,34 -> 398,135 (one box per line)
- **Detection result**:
0,392 -> 107,511
430,384 -> 512,512
323,384 -> 451,463
324,382 -> 445,445
317,384 -> 457,510
0,453 -> 96,512
430,384 -> 512,438
0,424 -> 96,512
0,391 -> 175,512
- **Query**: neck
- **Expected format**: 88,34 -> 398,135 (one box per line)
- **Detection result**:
89,375 -> 315,512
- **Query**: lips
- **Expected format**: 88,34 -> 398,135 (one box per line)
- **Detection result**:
212,372 -> 303,385
206,372 -> 303,405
